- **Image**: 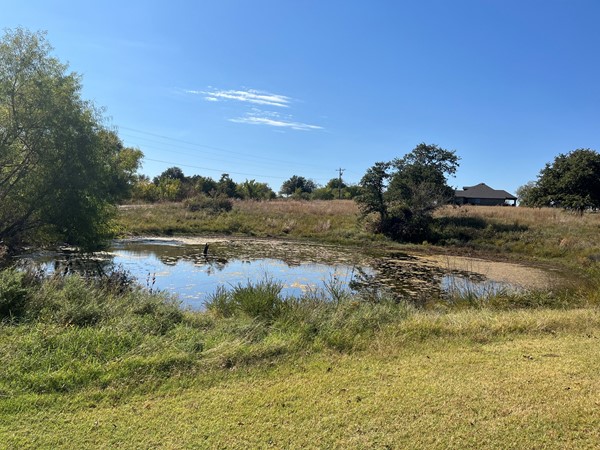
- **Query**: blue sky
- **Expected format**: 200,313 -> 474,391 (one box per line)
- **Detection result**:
4,0 -> 600,194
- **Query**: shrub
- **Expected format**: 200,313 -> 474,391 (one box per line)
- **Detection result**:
185,194 -> 233,213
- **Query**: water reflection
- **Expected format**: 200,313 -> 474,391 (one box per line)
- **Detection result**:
21,239 -> 367,310
17,238 -> 532,309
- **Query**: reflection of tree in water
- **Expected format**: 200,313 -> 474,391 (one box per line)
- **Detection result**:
50,252 -> 114,277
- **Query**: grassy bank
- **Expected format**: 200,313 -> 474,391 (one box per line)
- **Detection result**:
433,205 -> 600,265
3,203 -> 600,447
2,299 -> 600,448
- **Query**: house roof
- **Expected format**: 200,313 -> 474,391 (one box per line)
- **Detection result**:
454,183 -> 517,200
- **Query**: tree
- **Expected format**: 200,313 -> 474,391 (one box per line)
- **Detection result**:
0,28 -> 142,251
156,166 -> 185,181
236,179 -> 275,200
355,143 -> 459,241
387,143 -> 459,217
355,162 -> 391,223
279,175 -> 316,197
190,175 -> 217,196
216,173 -> 239,198
525,149 -> 600,212
515,181 -> 537,207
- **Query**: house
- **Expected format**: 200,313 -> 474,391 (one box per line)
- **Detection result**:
454,183 -> 517,206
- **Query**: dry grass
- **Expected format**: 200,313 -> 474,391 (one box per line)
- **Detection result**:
116,199 -> 367,243
236,199 -> 359,216
437,204 -> 600,228
434,205 -> 600,265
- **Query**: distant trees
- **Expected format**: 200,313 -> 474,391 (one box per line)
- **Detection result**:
131,167 -> 363,203
518,149 -> 600,212
237,179 -> 276,200
132,168 -> 276,203
0,28 -> 143,251
279,175 -> 317,198
356,143 -> 459,242
311,178 -> 361,200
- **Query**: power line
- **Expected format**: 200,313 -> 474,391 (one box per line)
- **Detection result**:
121,135 -> 297,170
119,125 -> 327,170
143,157 -> 289,179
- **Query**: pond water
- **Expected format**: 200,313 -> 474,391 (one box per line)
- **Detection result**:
17,238 -> 545,309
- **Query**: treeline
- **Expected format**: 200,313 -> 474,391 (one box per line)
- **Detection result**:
130,168 -> 360,203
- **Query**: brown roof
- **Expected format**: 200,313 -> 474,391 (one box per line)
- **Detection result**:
455,183 -> 517,200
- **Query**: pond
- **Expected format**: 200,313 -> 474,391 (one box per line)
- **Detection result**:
17,237 -> 553,309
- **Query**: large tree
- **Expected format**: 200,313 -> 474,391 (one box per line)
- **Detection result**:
356,143 -> 459,241
0,28 -> 142,251
524,149 -> 600,212
387,143 -> 459,215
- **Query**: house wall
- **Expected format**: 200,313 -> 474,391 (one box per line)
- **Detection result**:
455,197 -> 508,206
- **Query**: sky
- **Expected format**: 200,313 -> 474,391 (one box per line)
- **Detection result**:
3,0 -> 600,194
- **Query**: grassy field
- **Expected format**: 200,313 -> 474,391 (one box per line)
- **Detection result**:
117,200 -> 600,264
2,201 -> 600,448
116,200 -> 370,244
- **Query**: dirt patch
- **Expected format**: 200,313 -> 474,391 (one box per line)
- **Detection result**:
417,254 -> 555,290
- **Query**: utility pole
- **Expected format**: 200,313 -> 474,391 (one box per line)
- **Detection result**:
336,167 -> 345,199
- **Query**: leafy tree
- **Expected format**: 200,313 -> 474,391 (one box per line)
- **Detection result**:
387,143 -> 459,217
216,173 -> 239,198
310,187 -> 335,200
355,143 -> 459,241
236,179 -> 275,200
190,175 -> 217,196
515,181 -> 537,207
279,175 -> 316,197
132,175 -> 160,202
157,178 -> 182,201
355,162 -> 391,223
326,177 -> 346,190
525,149 -> 600,212
156,166 -> 185,181
0,28 -> 142,251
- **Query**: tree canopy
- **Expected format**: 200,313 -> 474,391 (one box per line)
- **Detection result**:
356,143 -> 459,241
520,149 -> 600,211
279,175 -> 316,198
0,28 -> 142,251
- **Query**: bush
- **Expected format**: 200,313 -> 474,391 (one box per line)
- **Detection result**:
185,194 -> 233,213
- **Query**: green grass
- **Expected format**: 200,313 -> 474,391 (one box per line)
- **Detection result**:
4,203 -> 600,448
2,307 -> 600,449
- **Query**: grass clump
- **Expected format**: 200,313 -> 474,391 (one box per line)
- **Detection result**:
0,269 -> 29,319
206,276 -> 284,322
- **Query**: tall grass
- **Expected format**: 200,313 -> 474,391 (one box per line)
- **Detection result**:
116,199 -> 370,243
433,205 -> 600,265
0,268 -> 410,396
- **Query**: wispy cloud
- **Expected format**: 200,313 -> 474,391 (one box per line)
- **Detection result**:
230,114 -> 323,131
187,87 -> 323,131
187,88 -> 291,108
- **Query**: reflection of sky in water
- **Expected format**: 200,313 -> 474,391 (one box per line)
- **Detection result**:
113,250 -> 360,310
21,240 -> 531,309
